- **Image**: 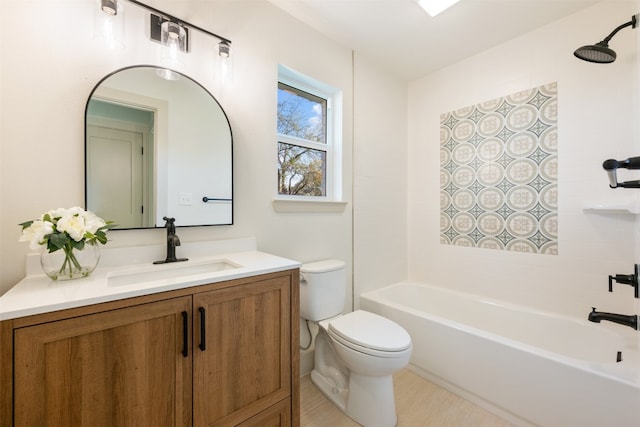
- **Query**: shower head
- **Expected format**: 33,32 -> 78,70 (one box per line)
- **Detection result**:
574,42 -> 616,63
574,14 -> 638,64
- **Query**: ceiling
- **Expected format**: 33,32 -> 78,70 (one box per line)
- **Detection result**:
268,0 -> 601,81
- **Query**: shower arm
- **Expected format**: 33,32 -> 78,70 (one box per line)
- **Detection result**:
600,15 -> 637,45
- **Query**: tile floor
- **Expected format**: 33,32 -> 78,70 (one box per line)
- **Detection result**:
300,368 -> 515,426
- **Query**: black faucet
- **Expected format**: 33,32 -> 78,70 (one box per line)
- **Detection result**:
588,307 -> 638,330
608,264 -> 639,298
153,217 -> 188,264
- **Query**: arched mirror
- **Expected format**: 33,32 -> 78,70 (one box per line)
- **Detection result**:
85,66 -> 233,229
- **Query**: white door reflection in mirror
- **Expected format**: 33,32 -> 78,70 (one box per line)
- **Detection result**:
87,101 -> 153,228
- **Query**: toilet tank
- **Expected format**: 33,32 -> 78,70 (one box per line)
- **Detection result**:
300,259 -> 346,321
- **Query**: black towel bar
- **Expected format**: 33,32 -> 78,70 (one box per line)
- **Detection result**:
202,197 -> 232,202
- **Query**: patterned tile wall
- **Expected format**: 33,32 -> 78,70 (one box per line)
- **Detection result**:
440,82 -> 558,255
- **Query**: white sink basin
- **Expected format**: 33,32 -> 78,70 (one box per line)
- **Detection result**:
107,259 -> 240,287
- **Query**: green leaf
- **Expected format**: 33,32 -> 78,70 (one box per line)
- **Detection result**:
94,231 -> 108,245
100,222 -> 118,232
18,221 -> 34,230
71,240 -> 86,251
48,233 -> 69,251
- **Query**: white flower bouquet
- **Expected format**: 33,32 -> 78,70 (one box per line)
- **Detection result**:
19,207 -> 115,279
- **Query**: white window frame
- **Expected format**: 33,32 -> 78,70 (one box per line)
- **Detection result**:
275,65 -> 343,207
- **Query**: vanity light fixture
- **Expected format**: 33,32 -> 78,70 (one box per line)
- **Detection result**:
101,0 -> 119,15
216,40 -> 233,84
94,0 -> 125,48
574,14 -> 638,63
150,13 -> 190,52
218,40 -> 231,58
97,0 -> 233,80
159,20 -> 188,77
161,21 -> 187,52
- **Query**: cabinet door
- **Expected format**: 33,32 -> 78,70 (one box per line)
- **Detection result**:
13,297 -> 193,427
193,276 -> 291,426
236,398 -> 291,427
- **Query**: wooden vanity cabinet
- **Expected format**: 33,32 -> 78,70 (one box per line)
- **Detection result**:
12,296 -> 194,427
0,270 -> 300,427
193,276 -> 293,426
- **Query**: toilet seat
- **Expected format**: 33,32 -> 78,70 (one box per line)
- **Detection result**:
325,310 -> 411,358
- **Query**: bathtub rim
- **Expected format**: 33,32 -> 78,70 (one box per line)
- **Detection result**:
360,280 -> 640,389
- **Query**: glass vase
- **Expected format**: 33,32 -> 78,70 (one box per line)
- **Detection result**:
40,244 -> 101,281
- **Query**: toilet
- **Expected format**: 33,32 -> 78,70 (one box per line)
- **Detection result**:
300,260 -> 412,427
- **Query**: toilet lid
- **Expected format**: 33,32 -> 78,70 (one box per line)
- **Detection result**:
328,310 -> 411,352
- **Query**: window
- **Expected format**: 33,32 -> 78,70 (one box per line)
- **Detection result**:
277,66 -> 341,201
277,83 -> 327,196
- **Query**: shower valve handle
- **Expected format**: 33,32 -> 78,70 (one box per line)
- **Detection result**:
608,264 -> 639,298
619,157 -> 640,169
603,157 -> 640,171
609,274 -> 634,289
603,157 -> 640,188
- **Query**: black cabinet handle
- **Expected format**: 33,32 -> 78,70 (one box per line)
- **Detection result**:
181,311 -> 188,358
198,307 -> 206,351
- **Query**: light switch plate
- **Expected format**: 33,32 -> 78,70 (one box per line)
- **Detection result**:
179,193 -> 193,206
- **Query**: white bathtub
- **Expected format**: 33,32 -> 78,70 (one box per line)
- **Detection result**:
360,281 -> 640,427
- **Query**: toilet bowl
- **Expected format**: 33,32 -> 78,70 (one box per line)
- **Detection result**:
311,310 -> 412,427
300,258 -> 412,427
325,310 -> 412,374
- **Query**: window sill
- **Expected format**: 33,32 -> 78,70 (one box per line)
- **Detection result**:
272,199 -> 348,213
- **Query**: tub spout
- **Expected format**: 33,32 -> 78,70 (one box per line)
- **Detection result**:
588,307 -> 638,330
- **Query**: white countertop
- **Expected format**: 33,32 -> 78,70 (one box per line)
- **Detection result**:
0,238 -> 301,321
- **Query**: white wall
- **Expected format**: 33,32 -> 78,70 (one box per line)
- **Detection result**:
353,53 -> 408,307
408,1 -> 639,318
0,0 -> 368,297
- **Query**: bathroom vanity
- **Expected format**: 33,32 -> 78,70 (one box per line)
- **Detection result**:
0,238 -> 300,427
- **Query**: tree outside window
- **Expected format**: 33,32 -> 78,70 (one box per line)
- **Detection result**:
277,82 -> 328,196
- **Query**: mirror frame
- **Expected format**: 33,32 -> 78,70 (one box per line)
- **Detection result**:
84,65 -> 233,229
